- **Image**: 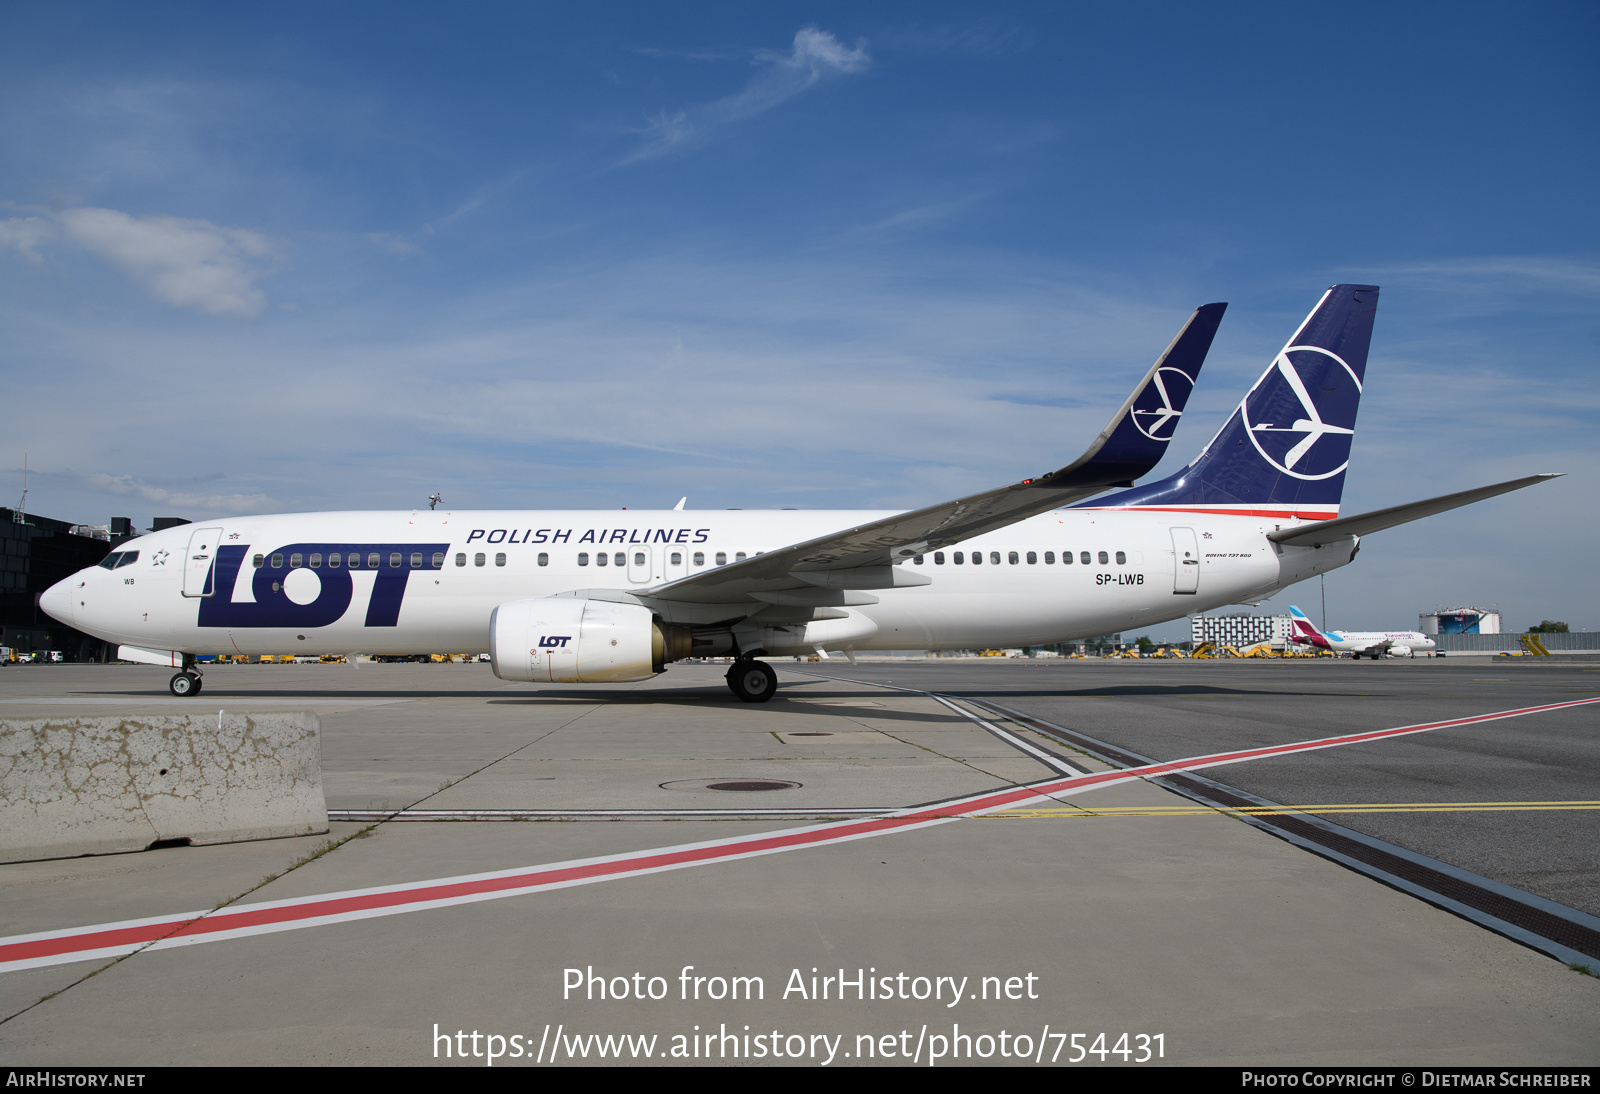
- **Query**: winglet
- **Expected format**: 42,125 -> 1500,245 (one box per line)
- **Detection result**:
1031,302 -> 1226,491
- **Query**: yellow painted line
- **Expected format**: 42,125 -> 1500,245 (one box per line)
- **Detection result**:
981,801 -> 1600,819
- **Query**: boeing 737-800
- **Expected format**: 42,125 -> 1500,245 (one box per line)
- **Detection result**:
40,285 -> 1557,701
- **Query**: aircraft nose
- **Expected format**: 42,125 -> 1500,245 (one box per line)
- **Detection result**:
39,575 -> 76,624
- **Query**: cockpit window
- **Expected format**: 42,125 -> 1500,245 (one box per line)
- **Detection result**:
98,552 -> 123,570
115,551 -> 139,568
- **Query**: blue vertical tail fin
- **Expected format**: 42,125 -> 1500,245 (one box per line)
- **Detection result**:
1083,284 -> 1380,519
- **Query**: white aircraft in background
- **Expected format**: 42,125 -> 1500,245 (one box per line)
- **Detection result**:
42,285 -> 1557,702
1287,605 -> 1437,659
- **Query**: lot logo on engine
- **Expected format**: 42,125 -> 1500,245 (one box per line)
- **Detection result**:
538,635 -> 573,649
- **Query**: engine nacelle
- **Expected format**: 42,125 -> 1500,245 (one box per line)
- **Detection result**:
1387,645 -> 1412,658
490,598 -> 688,683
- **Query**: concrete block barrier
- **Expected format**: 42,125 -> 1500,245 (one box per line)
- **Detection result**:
0,712 -> 328,863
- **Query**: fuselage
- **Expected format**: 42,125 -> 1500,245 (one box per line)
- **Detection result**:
43,506 -> 1353,658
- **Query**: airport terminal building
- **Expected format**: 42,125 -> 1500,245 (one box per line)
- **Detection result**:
0,507 -> 187,660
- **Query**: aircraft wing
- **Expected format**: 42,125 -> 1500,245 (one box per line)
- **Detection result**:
644,303 -> 1226,606
1267,474 -> 1562,549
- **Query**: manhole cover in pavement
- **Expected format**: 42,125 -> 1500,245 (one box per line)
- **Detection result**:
660,779 -> 802,792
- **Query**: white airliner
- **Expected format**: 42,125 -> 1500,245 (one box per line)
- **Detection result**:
1287,605 -> 1437,659
41,285 -> 1557,701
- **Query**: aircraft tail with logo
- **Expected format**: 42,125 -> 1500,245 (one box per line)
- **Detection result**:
1287,605 -> 1334,649
1083,284 -> 1380,521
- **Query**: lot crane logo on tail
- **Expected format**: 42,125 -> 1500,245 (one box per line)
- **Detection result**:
1243,347 -> 1362,480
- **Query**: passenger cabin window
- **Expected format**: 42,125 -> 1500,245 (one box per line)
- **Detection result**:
990,552 -> 1001,565
290,553 -> 303,568
495,553 -> 506,567
271,554 -> 284,569
538,553 -> 549,567
1026,551 -> 1036,565
252,554 -> 264,569
614,552 -> 625,566
475,553 -> 486,567
309,553 -> 322,568
410,552 -> 422,568
455,553 -> 466,567
1044,551 -> 1055,564
953,552 -> 963,564
1009,552 -> 1019,565
431,552 -> 444,567
596,552 -> 608,567
934,552 -> 945,565
971,552 -> 982,565
350,553 -> 362,568
670,551 -> 682,565
1098,551 -> 1109,565
715,552 -> 727,566
577,553 -> 589,566
328,552 -> 341,568
693,552 -> 704,566
389,552 -> 402,568
367,553 -> 380,569
1079,551 -> 1090,565
1115,551 -> 1126,565
913,554 -> 924,565
633,552 -> 645,567
735,552 -> 746,562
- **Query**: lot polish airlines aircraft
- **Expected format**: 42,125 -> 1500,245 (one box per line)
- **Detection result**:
41,284 -> 1557,702
1287,605 -> 1437,659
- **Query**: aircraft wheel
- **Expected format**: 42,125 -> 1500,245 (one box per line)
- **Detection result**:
169,672 -> 202,697
725,660 -> 778,703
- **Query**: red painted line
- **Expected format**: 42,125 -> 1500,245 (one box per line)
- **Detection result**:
3,695 -> 1595,972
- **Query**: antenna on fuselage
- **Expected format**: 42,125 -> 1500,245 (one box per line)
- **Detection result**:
427,492 -> 442,511
673,497 -> 686,511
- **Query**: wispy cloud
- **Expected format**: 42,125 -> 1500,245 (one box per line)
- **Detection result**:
0,207 -> 277,317
85,473 -> 275,514
624,27 -> 869,164
1368,256 -> 1600,299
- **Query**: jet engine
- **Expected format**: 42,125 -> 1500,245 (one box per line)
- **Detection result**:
489,597 -> 692,683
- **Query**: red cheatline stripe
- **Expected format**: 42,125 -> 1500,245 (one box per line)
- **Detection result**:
1070,505 -> 1338,518
3,696 -> 1595,972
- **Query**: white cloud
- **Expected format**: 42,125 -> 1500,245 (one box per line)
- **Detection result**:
626,27 -> 869,163
85,473 -> 274,514
0,215 -> 55,261
54,207 -> 276,317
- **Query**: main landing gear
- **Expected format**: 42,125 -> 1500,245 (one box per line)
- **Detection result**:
169,655 -> 203,697
725,659 -> 778,703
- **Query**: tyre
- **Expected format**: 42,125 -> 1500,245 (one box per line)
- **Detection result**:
725,660 -> 778,703
169,672 -> 202,697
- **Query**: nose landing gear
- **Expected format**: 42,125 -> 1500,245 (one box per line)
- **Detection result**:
725,659 -> 777,703
169,655 -> 203,697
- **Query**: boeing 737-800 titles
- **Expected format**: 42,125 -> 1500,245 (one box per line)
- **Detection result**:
40,285 -> 1557,701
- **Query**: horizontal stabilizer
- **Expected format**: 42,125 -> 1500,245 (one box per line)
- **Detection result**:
1267,474 -> 1561,547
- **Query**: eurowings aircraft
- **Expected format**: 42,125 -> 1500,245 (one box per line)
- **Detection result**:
40,284 -> 1557,701
1287,605 -> 1437,658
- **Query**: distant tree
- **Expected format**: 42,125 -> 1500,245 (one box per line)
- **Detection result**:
1529,621 -> 1569,633
1136,635 -> 1154,652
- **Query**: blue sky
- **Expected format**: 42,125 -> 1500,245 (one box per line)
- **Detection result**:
2,2 -> 1596,637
